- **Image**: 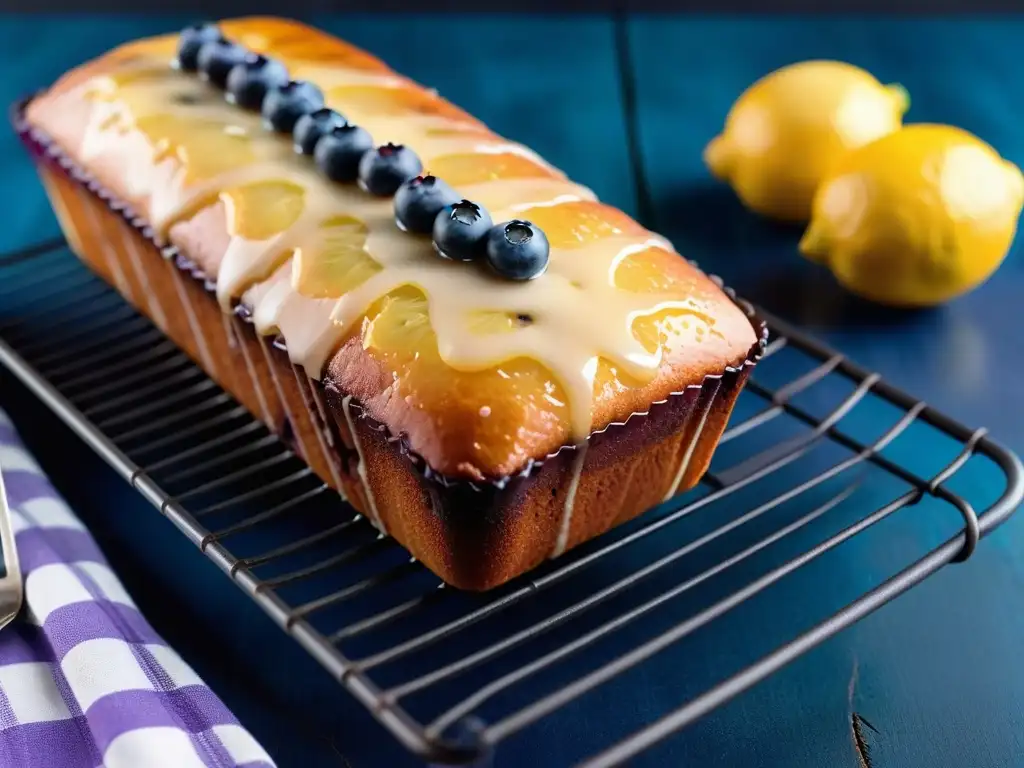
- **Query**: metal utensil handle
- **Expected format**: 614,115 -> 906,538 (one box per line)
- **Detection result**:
0,465 -> 24,625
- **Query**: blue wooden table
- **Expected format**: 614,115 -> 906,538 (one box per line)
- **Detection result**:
2,13 -> 1023,768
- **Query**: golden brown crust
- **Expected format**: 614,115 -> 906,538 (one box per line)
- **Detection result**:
27,127 -> 758,590
23,16 -> 759,482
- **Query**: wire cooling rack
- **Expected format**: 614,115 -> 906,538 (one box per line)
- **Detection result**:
1,236 -> 1021,767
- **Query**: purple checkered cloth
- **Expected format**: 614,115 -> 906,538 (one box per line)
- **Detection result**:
0,408 -> 277,768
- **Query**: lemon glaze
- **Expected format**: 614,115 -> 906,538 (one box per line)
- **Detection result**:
64,39 -> 732,445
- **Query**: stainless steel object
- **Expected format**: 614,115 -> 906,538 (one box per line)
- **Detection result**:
0,462 -> 24,632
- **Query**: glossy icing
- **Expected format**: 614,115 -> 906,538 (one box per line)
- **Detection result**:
53,26 -> 734,444
551,444 -> 588,558
342,394 -> 383,531
663,397 -> 712,501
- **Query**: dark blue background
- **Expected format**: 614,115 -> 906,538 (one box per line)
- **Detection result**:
2,14 -> 1023,768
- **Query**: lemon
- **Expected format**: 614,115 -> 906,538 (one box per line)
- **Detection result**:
292,215 -> 380,299
223,180 -> 305,241
800,124 -> 1024,307
705,60 -> 909,221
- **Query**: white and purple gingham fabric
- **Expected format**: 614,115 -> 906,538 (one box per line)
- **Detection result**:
0,408 -> 277,768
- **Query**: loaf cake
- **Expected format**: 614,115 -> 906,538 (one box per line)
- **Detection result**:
15,17 -> 765,590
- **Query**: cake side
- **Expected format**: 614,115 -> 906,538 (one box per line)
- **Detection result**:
23,16 -> 760,482
20,91 -> 759,590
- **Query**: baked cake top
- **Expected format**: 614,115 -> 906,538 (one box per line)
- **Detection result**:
25,16 -> 760,480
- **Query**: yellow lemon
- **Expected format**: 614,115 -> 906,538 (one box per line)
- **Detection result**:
705,60 -> 909,221
800,124 -> 1024,307
293,215 -> 379,299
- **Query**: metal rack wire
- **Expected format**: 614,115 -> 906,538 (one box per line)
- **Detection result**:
1,237 -> 1021,767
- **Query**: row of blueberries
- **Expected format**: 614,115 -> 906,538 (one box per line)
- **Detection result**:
174,23 -> 551,281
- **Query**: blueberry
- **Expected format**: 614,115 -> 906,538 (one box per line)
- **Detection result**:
358,144 -> 424,197
394,175 -> 460,234
293,108 -> 348,156
314,124 -> 375,182
175,23 -> 221,72
196,37 -> 249,89
432,200 -> 493,262
225,53 -> 289,110
261,80 -> 325,133
484,220 -> 550,280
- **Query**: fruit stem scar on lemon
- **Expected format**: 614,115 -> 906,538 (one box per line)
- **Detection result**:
703,134 -> 733,181
887,82 -> 911,114
797,221 -> 829,264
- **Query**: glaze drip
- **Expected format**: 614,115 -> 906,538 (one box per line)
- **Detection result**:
341,395 -> 384,532
552,443 -> 588,558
